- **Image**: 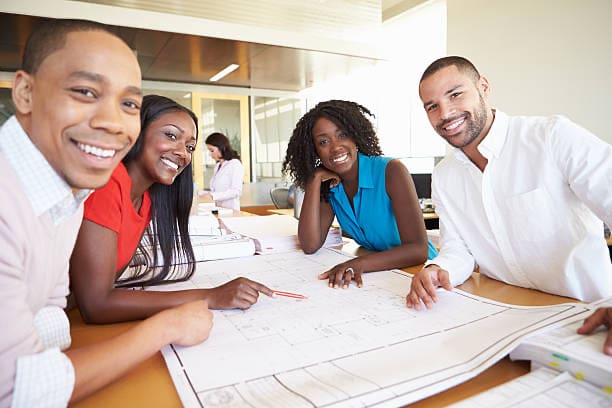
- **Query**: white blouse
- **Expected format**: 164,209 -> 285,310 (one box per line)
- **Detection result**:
210,158 -> 244,211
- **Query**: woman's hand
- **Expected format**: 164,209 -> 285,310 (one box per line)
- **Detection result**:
313,167 -> 341,188
318,261 -> 363,289
206,277 -> 274,310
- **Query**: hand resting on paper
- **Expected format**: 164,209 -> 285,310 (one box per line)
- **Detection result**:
162,300 -> 214,346
405,264 -> 453,310
318,260 -> 363,289
576,307 -> 612,355
206,277 -> 274,310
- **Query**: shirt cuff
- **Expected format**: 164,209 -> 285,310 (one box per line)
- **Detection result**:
33,306 -> 71,350
12,348 -> 75,408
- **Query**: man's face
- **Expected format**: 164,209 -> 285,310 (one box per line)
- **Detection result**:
419,65 -> 489,149
17,30 -> 142,189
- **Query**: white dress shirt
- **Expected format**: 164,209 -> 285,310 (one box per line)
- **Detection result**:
0,116 -> 89,407
429,111 -> 612,301
210,158 -> 243,211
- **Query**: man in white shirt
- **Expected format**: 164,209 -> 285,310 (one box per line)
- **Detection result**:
406,56 -> 612,355
0,19 -> 213,407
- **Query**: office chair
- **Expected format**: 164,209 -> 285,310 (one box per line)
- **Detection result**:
270,186 -> 291,209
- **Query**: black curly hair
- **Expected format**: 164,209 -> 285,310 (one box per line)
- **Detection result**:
282,100 -> 383,192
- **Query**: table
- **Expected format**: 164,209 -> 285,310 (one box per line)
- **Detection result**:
69,243 -> 577,408
267,208 -> 440,230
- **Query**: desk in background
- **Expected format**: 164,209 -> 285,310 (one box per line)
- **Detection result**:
267,208 -> 440,230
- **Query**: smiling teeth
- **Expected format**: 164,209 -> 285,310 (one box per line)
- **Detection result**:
78,142 -> 115,158
332,154 -> 348,163
161,158 -> 179,170
445,118 -> 465,131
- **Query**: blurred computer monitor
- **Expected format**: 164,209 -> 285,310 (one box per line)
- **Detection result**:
411,173 -> 432,199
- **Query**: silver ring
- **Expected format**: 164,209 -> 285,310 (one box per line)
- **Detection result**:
345,267 -> 354,276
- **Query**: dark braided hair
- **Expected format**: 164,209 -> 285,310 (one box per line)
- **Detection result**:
282,100 -> 383,196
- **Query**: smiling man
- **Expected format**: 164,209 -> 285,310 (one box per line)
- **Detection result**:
405,56 -> 612,354
0,19 -> 212,406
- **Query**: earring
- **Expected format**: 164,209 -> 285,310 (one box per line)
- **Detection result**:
315,157 -> 321,167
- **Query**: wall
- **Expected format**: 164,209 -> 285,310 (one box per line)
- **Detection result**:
304,0 -> 447,162
447,0 -> 612,143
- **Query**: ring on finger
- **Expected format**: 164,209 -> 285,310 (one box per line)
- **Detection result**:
345,267 -> 354,277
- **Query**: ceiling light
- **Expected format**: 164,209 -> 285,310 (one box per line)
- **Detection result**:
210,64 -> 239,82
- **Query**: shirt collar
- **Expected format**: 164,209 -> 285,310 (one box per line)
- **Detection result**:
0,116 -> 90,222
356,152 -> 374,189
453,110 -> 509,164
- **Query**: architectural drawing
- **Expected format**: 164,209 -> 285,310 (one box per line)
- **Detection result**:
154,249 -> 590,407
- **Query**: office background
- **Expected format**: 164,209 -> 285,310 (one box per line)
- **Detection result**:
1,0 -> 610,206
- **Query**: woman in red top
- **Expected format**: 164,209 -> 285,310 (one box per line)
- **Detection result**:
70,95 -> 272,323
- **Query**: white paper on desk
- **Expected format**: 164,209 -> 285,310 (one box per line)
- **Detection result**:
221,214 -> 342,253
449,367 -> 611,407
160,248 -> 590,408
509,298 -> 612,389
188,214 -> 222,236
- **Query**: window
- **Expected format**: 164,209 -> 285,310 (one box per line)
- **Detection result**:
252,96 -> 302,181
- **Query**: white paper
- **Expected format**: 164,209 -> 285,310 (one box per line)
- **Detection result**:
221,215 -> 341,253
450,367 -> 611,408
158,249 -> 590,408
510,299 -> 612,389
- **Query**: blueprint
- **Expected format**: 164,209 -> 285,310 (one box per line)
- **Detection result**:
449,367 -> 611,408
154,249 -> 590,408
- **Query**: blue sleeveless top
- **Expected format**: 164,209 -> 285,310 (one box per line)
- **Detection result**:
329,153 -> 437,259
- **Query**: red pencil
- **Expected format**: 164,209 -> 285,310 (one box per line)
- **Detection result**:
272,290 -> 308,299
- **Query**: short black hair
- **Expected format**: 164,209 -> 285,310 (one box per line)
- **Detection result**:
282,99 -> 383,193
420,56 -> 481,85
22,18 -> 120,74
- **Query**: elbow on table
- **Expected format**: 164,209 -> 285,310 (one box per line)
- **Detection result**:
413,242 -> 429,265
77,298 -> 114,324
299,237 -> 323,255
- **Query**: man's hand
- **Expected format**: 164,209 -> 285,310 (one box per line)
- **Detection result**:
577,307 -> 612,355
164,300 -> 213,346
406,264 -> 453,311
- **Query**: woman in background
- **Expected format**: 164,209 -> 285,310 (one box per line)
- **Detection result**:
283,99 -> 437,289
198,132 -> 243,211
70,95 -> 271,324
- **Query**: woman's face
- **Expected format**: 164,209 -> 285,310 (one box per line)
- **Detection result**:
311,117 -> 358,176
206,144 -> 223,162
139,110 -> 197,185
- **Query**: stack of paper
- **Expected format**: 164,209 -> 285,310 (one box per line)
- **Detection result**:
509,298 -> 612,391
196,202 -> 234,216
449,367 -> 610,407
220,214 -> 342,254
188,214 -> 223,236
131,215 -> 256,267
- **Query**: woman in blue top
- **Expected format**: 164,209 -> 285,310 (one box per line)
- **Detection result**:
283,100 -> 438,289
